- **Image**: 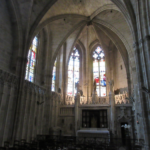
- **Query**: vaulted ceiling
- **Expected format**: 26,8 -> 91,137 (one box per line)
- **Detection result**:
33,0 -> 134,73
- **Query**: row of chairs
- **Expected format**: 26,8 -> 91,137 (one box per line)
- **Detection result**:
0,136 -> 143,150
0,139 -> 38,150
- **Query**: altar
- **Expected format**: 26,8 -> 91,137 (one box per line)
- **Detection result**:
77,128 -> 110,138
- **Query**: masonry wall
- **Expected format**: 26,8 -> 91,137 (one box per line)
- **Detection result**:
0,0 -> 13,72
114,48 -> 128,93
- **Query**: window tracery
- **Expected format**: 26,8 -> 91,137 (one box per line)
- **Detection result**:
93,46 -> 106,96
52,59 -> 57,91
67,47 -> 80,96
25,36 -> 38,82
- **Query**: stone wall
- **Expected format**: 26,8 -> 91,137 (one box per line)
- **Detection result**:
114,48 -> 128,93
0,70 -> 18,145
0,0 -> 13,72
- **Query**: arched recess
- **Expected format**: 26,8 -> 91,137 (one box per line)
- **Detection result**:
66,40 -> 86,96
6,0 -> 23,74
29,15 -> 87,75
51,20 -> 87,75
28,14 -> 87,54
40,27 -> 49,85
92,16 -> 133,61
93,23 -> 131,95
64,25 -> 87,96
75,40 -> 86,93
29,0 -> 58,44
90,4 -> 120,19
89,40 -> 108,96
111,0 -> 137,42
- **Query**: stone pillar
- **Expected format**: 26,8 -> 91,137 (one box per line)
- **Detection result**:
27,87 -> 35,141
3,83 -> 15,143
0,81 -> 4,106
22,87 -> 32,140
42,94 -> 51,134
109,80 -> 115,135
51,96 -> 55,128
86,26 -> 89,104
55,95 -> 58,127
62,43 -> 66,104
0,82 -> 10,146
37,92 -> 42,134
49,94 -> 53,129
32,88 -> 38,138
35,91 -> 40,135
16,84 -> 27,139
75,93 -> 80,135
40,93 -> 45,134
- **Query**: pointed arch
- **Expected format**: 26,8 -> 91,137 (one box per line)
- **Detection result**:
93,46 -> 106,96
67,47 -> 80,96
25,36 -> 38,82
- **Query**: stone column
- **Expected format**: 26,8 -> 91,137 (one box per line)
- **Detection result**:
42,94 -> 50,134
86,26 -> 89,104
55,95 -> 58,127
51,95 -> 55,128
16,83 -> 27,139
22,86 -> 32,140
40,93 -> 45,134
49,94 -> 53,129
27,87 -> 35,141
0,81 -> 4,106
109,80 -> 115,135
32,88 -> 38,138
0,82 -> 10,146
75,93 -> 80,135
37,92 -> 42,134
3,83 -> 15,143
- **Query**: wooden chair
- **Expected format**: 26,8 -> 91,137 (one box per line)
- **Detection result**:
4,141 -> 9,149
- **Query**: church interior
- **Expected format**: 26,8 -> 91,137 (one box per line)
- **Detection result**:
0,0 -> 150,149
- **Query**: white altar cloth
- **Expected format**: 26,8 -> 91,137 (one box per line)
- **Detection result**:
77,128 -> 110,137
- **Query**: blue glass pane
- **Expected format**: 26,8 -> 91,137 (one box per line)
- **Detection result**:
93,46 -> 106,96
25,36 -> 38,82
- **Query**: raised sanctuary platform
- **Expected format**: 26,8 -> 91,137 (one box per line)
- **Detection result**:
77,128 -> 110,138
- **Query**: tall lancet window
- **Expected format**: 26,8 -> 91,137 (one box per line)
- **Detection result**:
93,46 -> 106,96
67,47 -> 80,96
52,59 -> 57,91
25,36 -> 38,82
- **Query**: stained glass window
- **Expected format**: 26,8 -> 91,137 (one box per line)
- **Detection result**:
52,59 -> 57,91
67,47 -> 80,96
93,46 -> 106,96
25,36 -> 38,82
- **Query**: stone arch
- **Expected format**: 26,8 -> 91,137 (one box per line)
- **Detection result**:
93,23 -> 131,95
6,0 -> 23,74
90,4 -> 120,19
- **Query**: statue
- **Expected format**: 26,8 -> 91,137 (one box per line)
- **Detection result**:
93,79 -> 96,92
75,81 -> 80,93
58,88 -> 61,93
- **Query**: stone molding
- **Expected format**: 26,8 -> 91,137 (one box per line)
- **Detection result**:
23,80 -> 46,95
0,69 -> 19,86
117,107 -> 132,121
80,96 -> 109,105
115,92 -> 132,105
